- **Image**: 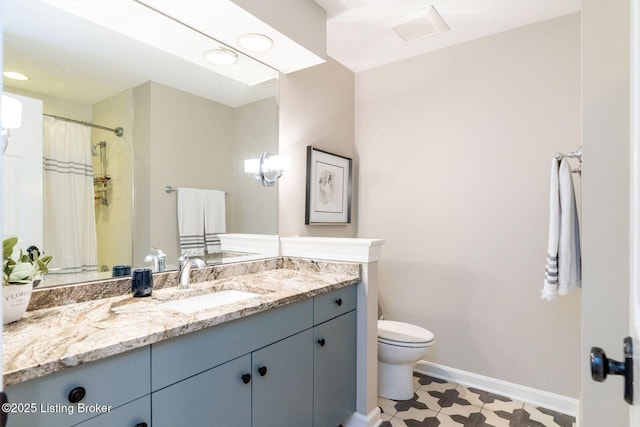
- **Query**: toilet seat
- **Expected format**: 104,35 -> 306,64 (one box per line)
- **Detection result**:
378,320 -> 434,347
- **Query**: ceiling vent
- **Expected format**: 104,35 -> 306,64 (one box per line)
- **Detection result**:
392,5 -> 450,43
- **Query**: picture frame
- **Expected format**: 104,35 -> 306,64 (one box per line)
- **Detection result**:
305,146 -> 352,224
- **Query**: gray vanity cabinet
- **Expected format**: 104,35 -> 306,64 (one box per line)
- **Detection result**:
4,285 -> 357,427
313,287 -> 357,427
251,329 -> 314,426
151,355 -> 251,427
5,347 -> 150,427
73,396 -> 150,427
314,310 -> 357,427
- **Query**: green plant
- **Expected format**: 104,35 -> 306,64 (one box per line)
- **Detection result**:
3,237 -> 52,285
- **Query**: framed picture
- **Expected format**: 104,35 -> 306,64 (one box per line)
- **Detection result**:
305,146 -> 352,224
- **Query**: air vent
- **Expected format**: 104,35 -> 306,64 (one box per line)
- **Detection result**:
392,5 -> 450,43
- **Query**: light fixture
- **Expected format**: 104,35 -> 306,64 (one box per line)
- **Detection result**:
3,71 -> 29,81
1,94 -> 23,154
204,48 -> 239,66
392,5 -> 450,43
237,33 -> 274,52
244,152 -> 290,186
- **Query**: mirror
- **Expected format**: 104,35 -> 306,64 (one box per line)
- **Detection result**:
3,0 -> 280,288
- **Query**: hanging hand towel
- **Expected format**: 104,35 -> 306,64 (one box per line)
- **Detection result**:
557,159 -> 582,295
204,190 -> 226,254
177,188 -> 205,256
541,159 -> 560,300
541,158 -> 582,300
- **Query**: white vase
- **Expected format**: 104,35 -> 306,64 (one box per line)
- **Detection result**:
3,282 -> 33,324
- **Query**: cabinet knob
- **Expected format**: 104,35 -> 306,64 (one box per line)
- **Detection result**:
258,366 -> 268,377
134,423 -> 148,427
68,386 -> 86,404
335,298 -> 343,306
318,338 -> 326,347
241,373 -> 252,384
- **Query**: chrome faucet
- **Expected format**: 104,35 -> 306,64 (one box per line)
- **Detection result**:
145,247 -> 167,273
178,253 -> 206,289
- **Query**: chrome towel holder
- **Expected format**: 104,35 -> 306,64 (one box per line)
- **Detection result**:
555,146 -> 582,175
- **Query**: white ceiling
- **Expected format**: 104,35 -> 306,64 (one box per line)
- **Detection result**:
314,0 -> 582,72
3,0 -> 583,108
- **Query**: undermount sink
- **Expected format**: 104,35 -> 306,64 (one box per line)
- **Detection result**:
160,290 -> 261,314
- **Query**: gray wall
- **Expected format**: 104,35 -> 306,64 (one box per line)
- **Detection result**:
354,14 -> 582,398
278,57 -> 357,238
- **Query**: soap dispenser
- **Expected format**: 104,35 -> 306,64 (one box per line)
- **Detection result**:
145,247 -> 167,273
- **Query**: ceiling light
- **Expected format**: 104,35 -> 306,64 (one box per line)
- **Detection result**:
237,33 -> 274,52
3,71 -> 30,81
204,48 -> 238,66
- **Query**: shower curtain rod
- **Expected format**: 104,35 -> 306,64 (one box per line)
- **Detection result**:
43,113 -> 124,137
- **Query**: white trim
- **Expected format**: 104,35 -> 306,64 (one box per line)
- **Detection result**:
342,407 -> 383,427
631,0 -> 640,423
280,236 -> 385,263
414,360 -> 580,417
218,233 -> 279,256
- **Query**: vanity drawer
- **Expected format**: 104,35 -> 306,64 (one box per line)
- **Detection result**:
6,347 -> 150,427
314,285 -> 357,325
151,297 -> 313,391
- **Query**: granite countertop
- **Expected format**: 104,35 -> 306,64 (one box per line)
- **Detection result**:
3,259 -> 360,387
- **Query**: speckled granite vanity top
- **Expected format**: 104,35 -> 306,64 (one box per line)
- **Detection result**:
3,258 -> 360,386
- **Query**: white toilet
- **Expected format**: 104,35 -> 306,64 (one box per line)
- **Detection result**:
377,320 -> 435,401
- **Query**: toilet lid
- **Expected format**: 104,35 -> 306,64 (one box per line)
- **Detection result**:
378,320 -> 434,344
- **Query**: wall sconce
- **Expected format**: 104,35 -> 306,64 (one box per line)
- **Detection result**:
244,152 -> 290,186
1,94 -> 23,154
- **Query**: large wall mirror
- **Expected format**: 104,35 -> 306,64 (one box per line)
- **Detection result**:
3,0 -> 280,288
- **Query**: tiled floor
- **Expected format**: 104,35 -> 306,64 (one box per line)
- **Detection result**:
378,373 -> 576,427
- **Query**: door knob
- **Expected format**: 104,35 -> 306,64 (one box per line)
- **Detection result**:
590,336 -> 633,404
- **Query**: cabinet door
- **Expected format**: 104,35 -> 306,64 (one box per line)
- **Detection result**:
72,395 -> 150,427
6,347 -> 150,427
314,310 -> 357,427
151,355 -> 251,427
252,329 -> 313,427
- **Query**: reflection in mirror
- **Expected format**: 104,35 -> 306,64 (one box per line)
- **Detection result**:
3,0 -> 279,288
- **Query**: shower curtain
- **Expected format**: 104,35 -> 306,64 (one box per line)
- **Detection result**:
43,116 -> 98,273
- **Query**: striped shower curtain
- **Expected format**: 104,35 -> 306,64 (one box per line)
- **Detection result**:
43,116 -> 98,274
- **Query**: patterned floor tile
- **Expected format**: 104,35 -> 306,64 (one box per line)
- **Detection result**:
380,417 -> 408,427
414,373 -> 457,393
481,395 -> 524,414
379,396 -> 399,418
380,374 -> 576,427
494,408 -> 549,426
393,406 -> 440,423
479,408 -> 513,427
452,384 -> 485,408
523,404 -> 576,427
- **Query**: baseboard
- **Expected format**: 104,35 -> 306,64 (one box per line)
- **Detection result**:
342,407 -> 383,427
414,360 -> 580,417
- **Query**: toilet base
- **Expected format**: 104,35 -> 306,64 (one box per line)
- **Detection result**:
377,361 -> 415,401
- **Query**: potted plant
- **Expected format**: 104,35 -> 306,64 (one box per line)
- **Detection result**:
3,237 -> 52,324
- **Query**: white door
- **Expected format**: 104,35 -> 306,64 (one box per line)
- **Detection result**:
582,0 -> 637,426
2,92 -> 43,252
631,1 -> 640,425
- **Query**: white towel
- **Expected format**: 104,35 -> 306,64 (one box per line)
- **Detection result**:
204,190 -> 226,254
541,158 -> 582,300
177,188 -> 205,256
